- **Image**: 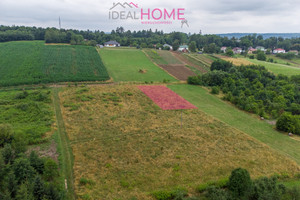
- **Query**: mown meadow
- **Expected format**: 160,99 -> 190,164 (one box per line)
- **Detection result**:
98,48 -> 177,82
59,85 -> 299,200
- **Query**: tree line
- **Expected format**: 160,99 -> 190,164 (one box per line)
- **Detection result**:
188,60 -> 300,134
152,167 -> 300,200
1,25 -> 300,52
0,124 -> 64,199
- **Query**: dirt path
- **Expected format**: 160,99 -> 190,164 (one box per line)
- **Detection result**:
53,88 -> 76,200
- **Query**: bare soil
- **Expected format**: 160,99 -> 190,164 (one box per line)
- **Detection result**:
159,64 -> 196,80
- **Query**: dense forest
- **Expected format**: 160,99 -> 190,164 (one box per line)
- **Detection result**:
188,60 -> 300,134
1,25 -> 300,52
0,90 -> 64,199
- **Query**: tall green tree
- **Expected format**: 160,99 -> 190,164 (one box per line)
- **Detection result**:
0,124 -> 14,147
15,182 -> 34,200
172,39 -> 180,51
189,41 -> 196,52
228,168 -> 252,198
13,157 -> 35,184
33,176 -> 45,200
257,51 -> 266,61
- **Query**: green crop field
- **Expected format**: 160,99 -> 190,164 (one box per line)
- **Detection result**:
98,48 -> 177,82
0,41 -> 109,86
169,84 -> 300,165
245,58 -> 300,76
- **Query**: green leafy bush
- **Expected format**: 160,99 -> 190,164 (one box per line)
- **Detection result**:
276,112 -> 300,135
228,168 -> 252,198
211,86 -> 220,95
0,124 -> 14,147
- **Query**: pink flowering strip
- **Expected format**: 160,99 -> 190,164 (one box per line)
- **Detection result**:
138,85 -> 197,110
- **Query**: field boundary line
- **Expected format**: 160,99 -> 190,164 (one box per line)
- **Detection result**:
169,85 -> 300,166
184,53 -> 210,67
53,88 -> 75,200
141,49 -> 180,81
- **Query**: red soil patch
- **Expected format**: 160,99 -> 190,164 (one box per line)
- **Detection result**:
138,85 -> 197,110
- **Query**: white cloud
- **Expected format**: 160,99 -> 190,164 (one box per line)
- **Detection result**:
0,0 -> 300,33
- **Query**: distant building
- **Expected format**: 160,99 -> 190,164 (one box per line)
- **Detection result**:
289,50 -> 298,55
178,45 -> 189,52
233,47 -> 242,54
96,44 -> 104,48
163,44 -> 173,50
248,47 -> 257,54
104,41 -> 120,47
256,46 -> 265,51
220,47 -> 227,53
273,48 -> 285,54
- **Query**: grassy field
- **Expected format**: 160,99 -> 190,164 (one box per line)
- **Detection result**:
157,50 -> 182,64
246,58 -> 300,76
187,54 -> 214,67
99,48 -> 177,82
266,54 -> 300,67
0,41 -> 109,86
169,84 -> 300,165
215,55 -> 254,66
59,85 -> 299,199
143,49 -> 182,65
143,49 -> 168,65
0,88 -> 54,144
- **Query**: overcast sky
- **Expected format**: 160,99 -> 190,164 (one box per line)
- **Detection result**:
1,0 -> 300,34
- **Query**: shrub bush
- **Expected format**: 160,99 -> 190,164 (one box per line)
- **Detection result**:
211,60 -> 234,72
228,168 -> 252,198
0,124 -> 14,147
276,112 -> 300,135
257,51 -> 266,61
211,86 -> 220,95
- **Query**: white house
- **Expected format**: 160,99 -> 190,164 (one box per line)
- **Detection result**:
220,47 -> 227,53
178,45 -> 189,52
163,44 -> 173,50
104,41 -> 120,47
233,47 -> 242,54
256,46 -> 265,51
273,48 -> 285,54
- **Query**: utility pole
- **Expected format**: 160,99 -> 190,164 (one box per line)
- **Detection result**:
59,16 -> 61,30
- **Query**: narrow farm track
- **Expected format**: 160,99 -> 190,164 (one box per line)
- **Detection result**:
53,88 -> 75,200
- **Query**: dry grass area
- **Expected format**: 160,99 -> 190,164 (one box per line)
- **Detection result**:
59,85 -> 300,200
215,55 -> 254,66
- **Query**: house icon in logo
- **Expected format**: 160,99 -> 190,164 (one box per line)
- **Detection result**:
110,2 -> 139,10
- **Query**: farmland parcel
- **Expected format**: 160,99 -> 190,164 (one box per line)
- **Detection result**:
59,85 -> 299,199
0,41 -> 109,86
98,48 -> 177,82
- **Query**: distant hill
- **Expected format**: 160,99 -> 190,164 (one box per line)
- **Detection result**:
216,33 -> 300,39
